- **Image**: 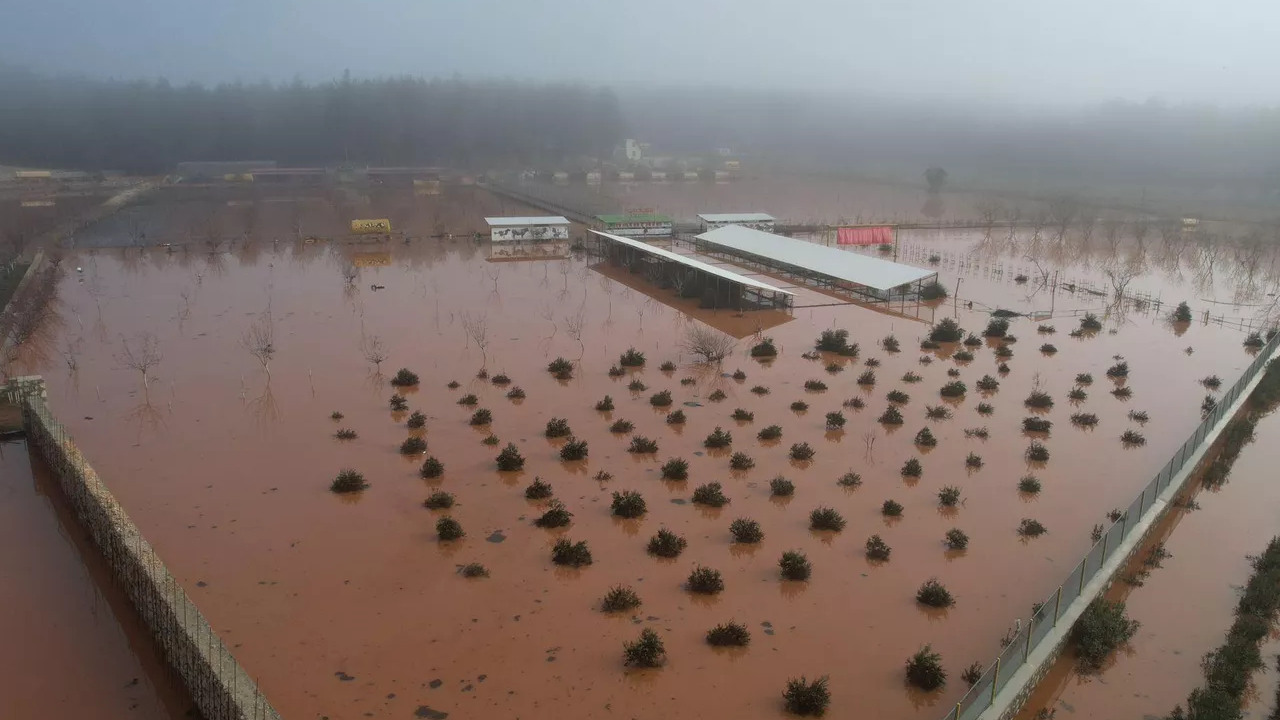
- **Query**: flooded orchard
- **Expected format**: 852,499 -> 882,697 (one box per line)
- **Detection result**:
6,187 -> 1273,720
0,438 -> 192,720
1014,369 -> 1280,720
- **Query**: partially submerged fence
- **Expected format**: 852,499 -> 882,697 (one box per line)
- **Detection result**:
942,330 -> 1280,720
21,393 -> 281,720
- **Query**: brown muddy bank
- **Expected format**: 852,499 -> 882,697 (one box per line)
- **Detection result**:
5,220 -> 1264,719
0,438 -> 193,720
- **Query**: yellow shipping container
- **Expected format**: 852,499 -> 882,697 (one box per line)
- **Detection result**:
350,218 -> 392,234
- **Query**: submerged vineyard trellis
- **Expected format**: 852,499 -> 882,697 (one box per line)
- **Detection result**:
943,331 -> 1280,720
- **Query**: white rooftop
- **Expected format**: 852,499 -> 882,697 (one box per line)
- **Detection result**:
696,225 -> 936,292
589,230 -> 793,296
698,212 -> 776,223
484,216 -> 571,226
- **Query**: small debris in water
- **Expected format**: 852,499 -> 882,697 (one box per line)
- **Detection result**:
195,580 -> 207,587
428,679 -> 442,689
334,671 -> 356,682
670,499 -> 687,505
486,531 -> 506,543
414,707 -> 449,719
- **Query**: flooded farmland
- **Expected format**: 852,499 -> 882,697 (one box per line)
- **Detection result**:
0,438 -> 192,720
1014,379 -> 1280,720
4,184 -> 1277,720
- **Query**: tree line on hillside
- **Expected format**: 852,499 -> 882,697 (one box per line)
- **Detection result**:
0,65 -> 624,173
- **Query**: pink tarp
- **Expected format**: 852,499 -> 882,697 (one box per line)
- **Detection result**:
837,226 -> 894,245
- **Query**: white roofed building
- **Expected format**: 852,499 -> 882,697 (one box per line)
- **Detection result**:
590,230 -> 792,312
694,225 -> 938,302
484,216 -> 571,243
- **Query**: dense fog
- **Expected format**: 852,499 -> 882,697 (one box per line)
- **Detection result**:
0,65 -> 623,173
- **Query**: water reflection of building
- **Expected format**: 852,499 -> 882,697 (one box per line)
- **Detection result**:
486,241 -> 571,262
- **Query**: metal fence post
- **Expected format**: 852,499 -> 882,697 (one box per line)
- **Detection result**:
991,657 -> 1001,702
1100,528 -> 1109,562
1052,586 -> 1063,625
1024,619 -> 1034,661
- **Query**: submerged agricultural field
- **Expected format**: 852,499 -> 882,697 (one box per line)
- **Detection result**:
3,185 -> 1273,720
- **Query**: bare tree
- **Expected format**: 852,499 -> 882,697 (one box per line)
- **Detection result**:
564,309 -> 586,359
679,324 -> 737,363
1046,195 -> 1079,240
123,212 -> 147,247
1004,205 -> 1023,241
462,312 -> 491,367
362,334 -> 388,373
240,311 -> 276,379
119,333 -> 162,395
974,199 -> 1005,233
1131,220 -> 1151,251
1079,213 -> 1097,244
58,337 -> 82,373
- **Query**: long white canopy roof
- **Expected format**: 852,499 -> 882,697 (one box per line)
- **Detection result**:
696,225 -> 935,292
589,230 -> 793,296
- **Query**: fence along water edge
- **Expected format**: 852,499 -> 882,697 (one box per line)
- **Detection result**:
942,330 -> 1280,720
21,395 -> 282,720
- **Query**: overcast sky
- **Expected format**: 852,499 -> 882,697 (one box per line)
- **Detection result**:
4,0 -> 1278,106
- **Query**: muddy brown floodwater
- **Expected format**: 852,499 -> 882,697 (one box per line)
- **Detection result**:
5,207 -> 1267,720
0,438 -> 193,720
1015,401 -> 1280,720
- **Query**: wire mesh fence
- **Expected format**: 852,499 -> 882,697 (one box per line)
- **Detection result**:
937,331 -> 1280,720
22,396 -> 281,720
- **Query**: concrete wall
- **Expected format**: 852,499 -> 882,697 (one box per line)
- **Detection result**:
17,385 -> 281,720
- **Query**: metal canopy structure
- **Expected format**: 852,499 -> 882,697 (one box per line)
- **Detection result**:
589,230 -> 793,311
694,224 -> 938,301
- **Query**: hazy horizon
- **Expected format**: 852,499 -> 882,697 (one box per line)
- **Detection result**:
4,0 -> 1280,108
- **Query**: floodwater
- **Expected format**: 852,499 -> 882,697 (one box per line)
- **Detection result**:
1014,401 -> 1280,720
597,174 -> 1004,225
74,184 -> 549,250
3,201 -> 1270,719
0,438 -> 193,720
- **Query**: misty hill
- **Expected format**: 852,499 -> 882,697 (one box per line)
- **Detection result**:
0,64 -> 623,173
